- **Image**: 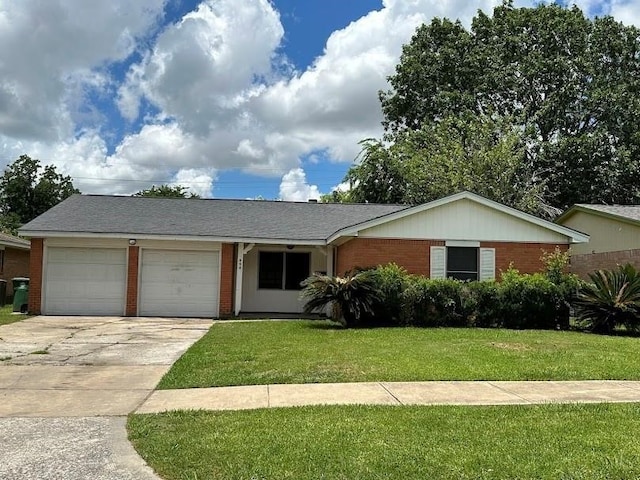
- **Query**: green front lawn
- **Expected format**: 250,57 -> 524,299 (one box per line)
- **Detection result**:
129,403 -> 640,480
158,320 -> 640,389
0,304 -> 29,326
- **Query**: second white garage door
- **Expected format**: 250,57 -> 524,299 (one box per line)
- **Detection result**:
139,249 -> 220,318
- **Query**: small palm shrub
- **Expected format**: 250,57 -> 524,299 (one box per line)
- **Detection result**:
300,270 -> 379,327
574,264 -> 640,334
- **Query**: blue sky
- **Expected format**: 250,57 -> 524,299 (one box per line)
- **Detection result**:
0,0 -> 637,200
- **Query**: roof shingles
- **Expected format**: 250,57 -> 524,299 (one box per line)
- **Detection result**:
20,195 -> 410,242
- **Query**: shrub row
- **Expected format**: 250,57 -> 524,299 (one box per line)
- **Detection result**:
360,263 -> 580,330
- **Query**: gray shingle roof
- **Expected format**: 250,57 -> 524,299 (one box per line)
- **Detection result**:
20,195 -> 410,242
575,204 -> 640,223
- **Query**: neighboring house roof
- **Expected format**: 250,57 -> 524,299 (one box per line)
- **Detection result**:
0,232 -> 30,250
19,194 -> 409,243
557,204 -> 640,227
19,191 -> 589,245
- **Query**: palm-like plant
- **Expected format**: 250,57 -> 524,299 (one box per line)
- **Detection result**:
300,271 -> 379,327
574,264 -> 640,333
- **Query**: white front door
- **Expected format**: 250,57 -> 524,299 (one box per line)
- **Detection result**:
139,249 -> 220,318
44,247 -> 127,315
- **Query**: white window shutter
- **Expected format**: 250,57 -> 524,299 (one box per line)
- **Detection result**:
479,248 -> 496,281
430,246 -> 446,279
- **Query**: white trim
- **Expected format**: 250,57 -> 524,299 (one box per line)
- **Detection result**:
0,241 -> 30,250
235,243 -> 244,316
18,230 -> 326,246
446,240 -> 480,247
327,191 -> 590,244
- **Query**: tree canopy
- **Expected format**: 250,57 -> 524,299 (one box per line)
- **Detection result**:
347,1 -> 640,213
348,115 -> 558,217
0,155 -> 79,233
133,184 -> 200,198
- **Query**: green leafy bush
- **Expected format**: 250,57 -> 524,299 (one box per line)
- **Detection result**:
499,268 -> 564,330
574,264 -> 640,334
463,281 -> 501,328
304,261 -> 579,330
368,263 -> 410,326
401,278 -> 468,327
300,270 -> 379,327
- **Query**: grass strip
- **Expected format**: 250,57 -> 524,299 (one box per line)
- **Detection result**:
129,403 -> 640,480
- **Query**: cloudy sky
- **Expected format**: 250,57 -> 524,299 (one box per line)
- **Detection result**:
1,0 -> 639,200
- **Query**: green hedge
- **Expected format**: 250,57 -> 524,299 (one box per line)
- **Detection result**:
362,263 -> 579,330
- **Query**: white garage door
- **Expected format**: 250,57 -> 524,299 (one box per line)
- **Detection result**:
139,249 -> 219,318
44,247 -> 127,315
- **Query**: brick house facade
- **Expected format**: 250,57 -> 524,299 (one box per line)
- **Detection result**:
21,192 -> 588,318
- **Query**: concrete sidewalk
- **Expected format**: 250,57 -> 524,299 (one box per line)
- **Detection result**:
137,380 -> 640,413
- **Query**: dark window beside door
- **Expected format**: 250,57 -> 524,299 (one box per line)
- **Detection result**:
259,251 -> 311,290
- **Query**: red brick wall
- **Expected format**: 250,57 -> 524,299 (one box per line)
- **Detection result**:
336,238 -> 445,276
569,249 -> 640,279
125,246 -> 139,316
1,247 -> 30,297
481,242 -> 568,276
219,243 -> 235,317
27,238 -> 43,315
336,238 -> 567,277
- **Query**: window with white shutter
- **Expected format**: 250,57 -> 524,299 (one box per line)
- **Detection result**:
479,248 -> 496,281
430,246 -> 446,279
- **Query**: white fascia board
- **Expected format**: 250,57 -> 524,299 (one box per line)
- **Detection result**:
0,241 -> 30,250
327,191 -> 590,244
17,231 -> 327,246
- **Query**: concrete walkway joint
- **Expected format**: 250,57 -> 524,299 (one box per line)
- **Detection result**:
137,380 -> 640,414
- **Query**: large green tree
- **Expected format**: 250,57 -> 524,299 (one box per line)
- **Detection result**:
133,184 -> 200,198
352,2 -> 640,211
0,155 -> 79,233
348,115 -> 558,217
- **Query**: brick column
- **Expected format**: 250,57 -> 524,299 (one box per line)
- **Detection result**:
28,238 -> 44,315
125,246 -> 139,316
219,243 -> 235,317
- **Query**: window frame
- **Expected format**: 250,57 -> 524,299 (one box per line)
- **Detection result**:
446,246 -> 479,281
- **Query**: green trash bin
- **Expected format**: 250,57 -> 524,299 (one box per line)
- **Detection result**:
12,277 -> 29,313
0,279 -> 6,307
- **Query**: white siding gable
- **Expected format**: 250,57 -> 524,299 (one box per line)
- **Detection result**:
360,198 -> 569,243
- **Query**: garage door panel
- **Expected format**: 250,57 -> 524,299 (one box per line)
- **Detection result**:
139,249 -> 219,318
44,247 -> 126,315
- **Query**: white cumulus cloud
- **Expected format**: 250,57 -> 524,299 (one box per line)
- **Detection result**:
279,168 -> 321,202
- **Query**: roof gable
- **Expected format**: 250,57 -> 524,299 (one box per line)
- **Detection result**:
329,192 -> 589,244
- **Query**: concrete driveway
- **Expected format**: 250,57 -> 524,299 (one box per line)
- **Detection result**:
0,315 -> 212,479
